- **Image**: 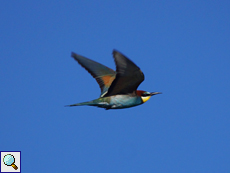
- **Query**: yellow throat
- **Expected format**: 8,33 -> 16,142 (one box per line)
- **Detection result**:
141,96 -> 151,103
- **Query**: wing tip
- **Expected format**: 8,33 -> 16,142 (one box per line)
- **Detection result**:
71,52 -> 84,62
112,49 -> 120,56
71,52 -> 77,58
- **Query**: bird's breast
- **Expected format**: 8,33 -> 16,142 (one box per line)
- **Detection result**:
109,95 -> 142,108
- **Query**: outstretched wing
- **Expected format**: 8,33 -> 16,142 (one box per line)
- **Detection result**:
71,52 -> 116,97
103,50 -> 144,97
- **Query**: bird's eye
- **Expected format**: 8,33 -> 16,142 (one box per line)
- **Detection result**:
142,93 -> 149,97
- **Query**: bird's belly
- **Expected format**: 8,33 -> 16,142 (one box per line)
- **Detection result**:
109,95 -> 142,109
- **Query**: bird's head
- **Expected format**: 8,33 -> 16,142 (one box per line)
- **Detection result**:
136,90 -> 162,103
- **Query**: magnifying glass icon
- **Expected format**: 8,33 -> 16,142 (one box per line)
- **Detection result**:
3,154 -> 18,170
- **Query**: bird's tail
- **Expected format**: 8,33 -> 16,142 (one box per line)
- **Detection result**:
65,101 -> 95,107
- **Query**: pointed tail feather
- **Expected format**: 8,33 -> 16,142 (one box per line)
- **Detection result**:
65,101 -> 94,107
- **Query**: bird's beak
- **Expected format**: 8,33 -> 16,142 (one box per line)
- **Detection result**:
150,92 -> 162,96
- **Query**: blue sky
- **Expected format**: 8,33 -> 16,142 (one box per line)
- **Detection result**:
1,1 -> 230,172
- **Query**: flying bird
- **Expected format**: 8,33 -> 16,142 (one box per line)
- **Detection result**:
66,50 -> 161,110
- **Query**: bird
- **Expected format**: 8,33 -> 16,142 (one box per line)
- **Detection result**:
66,50 -> 161,110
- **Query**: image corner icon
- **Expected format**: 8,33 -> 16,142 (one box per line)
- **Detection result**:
1,151 -> 21,173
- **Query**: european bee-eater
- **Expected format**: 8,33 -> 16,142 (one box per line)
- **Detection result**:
66,50 -> 161,110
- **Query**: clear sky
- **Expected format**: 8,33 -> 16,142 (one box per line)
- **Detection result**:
1,1 -> 230,172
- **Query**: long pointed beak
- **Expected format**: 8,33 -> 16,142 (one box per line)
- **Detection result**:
150,92 -> 162,96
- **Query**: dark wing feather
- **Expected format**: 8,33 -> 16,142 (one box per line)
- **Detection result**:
103,50 -> 144,97
71,52 -> 116,97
